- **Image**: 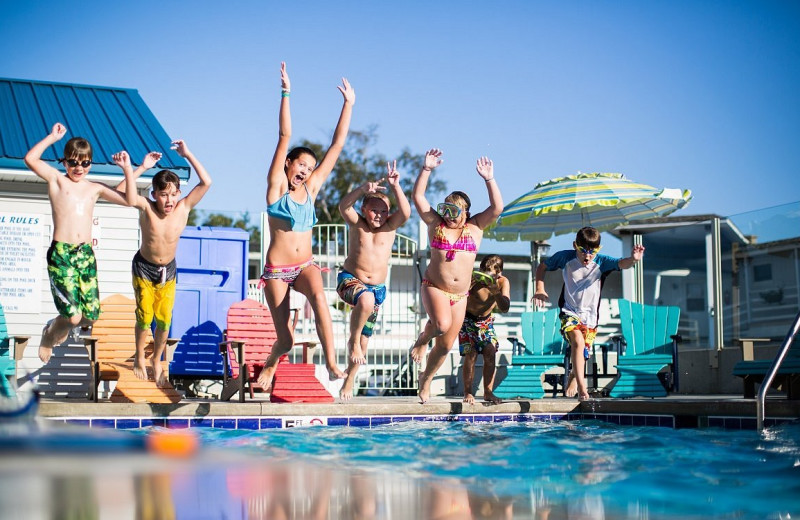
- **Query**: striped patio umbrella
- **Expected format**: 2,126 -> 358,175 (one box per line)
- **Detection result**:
486,172 -> 692,241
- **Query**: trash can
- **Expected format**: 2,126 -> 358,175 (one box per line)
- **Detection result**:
169,226 -> 249,378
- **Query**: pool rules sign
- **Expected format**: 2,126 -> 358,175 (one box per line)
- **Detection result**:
0,212 -> 43,313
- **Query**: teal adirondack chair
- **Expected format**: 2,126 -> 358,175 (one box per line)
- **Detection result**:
609,299 -> 681,398
0,303 -> 30,397
493,309 -> 568,399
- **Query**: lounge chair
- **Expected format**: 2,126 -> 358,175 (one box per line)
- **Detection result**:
83,294 -> 181,403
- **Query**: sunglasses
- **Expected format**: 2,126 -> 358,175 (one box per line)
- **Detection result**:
65,159 -> 92,168
577,245 -> 601,255
437,202 -> 462,219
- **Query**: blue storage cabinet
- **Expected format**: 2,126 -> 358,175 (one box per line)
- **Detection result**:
169,226 -> 249,378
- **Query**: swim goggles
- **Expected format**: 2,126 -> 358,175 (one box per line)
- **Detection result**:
65,159 -> 92,168
576,245 -> 601,255
437,202 -> 462,219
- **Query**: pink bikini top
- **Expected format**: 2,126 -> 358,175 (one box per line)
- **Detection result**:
431,223 -> 477,261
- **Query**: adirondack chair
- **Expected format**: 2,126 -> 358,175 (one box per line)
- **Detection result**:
608,299 -> 681,398
83,294 -> 181,403
219,299 -> 332,403
733,332 -> 800,399
493,308 -> 568,399
0,302 -> 30,397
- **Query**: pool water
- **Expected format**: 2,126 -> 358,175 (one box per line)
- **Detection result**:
1,419 -> 799,519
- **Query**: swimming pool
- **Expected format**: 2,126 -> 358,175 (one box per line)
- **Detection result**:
1,418 -> 798,519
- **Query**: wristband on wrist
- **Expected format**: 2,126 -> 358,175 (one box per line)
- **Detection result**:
485,177 -> 494,182
281,91 -> 290,98
422,167 -> 432,172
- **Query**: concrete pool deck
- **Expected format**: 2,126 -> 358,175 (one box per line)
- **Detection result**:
37,394 -> 800,428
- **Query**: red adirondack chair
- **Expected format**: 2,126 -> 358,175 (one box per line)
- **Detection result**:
219,299 -> 333,403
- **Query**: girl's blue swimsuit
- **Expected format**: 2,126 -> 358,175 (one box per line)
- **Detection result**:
267,184 -> 317,231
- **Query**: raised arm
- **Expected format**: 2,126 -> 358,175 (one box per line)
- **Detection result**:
24,123 -> 66,183
306,77 -> 356,194
469,157 -> 504,229
172,140 -> 212,210
115,151 -> 162,192
618,244 -> 645,270
385,160 -> 412,230
413,149 -> 444,225
338,178 -> 384,226
532,262 -> 549,309
266,61 -> 292,204
112,151 -> 149,209
491,276 -> 512,313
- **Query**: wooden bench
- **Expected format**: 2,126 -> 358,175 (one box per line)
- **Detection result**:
0,302 -> 30,397
83,294 -> 181,403
493,309 -> 568,399
733,337 -> 800,399
609,299 -> 680,398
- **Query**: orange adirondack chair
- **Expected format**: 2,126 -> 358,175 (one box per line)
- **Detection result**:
219,299 -> 333,403
83,294 -> 181,403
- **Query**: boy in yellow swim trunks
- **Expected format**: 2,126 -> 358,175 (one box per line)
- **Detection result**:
25,123 -> 130,363
113,140 -> 211,386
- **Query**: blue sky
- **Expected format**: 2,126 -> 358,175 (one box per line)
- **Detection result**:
2,1 -> 799,255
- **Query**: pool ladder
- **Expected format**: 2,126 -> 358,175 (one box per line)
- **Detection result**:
757,310 -> 800,431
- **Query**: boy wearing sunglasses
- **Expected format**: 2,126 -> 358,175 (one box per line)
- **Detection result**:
24,122 -> 130,363
532,226 -> 644,400
113,141 -> 211,387
336,160 -> 411,400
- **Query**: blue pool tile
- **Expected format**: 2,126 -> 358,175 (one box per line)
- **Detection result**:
660,416 -> 675,428
237,419 -> 260,430
620,415 -> 633,426
390,416 -> 412,423
116,419 -> 141,429
455,415 -> 472,422
645,416 -> 661,427
66,419 -> 90,428
630,415 -> 646,426
724,418 -> 742,430
708,417 -> 724,428
371,417 -> 392,427
141,418 -> 167,428
493,415 -> 512,423
472,415 -> 493,423
189,418 -> 214,428
91,419 -> 116,429
213,418 -> 237,429
349,417 -> 370,427
260,418 -> 283,429
166,418 -> 189,429
740,418 -> 757,430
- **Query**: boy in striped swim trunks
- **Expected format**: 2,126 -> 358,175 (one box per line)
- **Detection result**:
24,123 -> 130,363
533,227 -> 644,401
335,161 -> 411,400
113,140 -> 211,386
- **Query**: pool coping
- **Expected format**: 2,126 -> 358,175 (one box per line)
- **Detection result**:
37,395 -> 800,430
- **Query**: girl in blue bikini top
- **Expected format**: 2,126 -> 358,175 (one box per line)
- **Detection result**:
267,183 -> 317,231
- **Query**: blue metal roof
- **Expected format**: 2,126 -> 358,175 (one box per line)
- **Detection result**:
0,78 -> 189,180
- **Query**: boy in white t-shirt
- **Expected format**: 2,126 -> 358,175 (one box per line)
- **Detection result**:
532,227 -> 644,400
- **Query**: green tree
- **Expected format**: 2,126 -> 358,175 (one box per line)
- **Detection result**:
297,126 -> 447,229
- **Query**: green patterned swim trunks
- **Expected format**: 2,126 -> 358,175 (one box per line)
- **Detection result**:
46,241 -> 100,321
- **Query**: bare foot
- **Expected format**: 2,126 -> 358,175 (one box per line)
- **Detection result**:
328,365 -> 346,381
133,356 -> 148,381
151,358 -> 169,388
339,380 -> 354,401
565,372 -> 577,398
350,343 -> 366,365
409,342 -> 427,364
39,323 -> 54,363
418,378 -> 431,404
483,391 -> 502,405
257,364 -> 277,392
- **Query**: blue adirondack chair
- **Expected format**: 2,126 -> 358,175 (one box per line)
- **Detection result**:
609,299 -> 681,398
0,303 -> 30,397
493,308 -> 568,399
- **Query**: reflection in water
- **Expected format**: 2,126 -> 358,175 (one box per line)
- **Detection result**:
0,452 -> 630,519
